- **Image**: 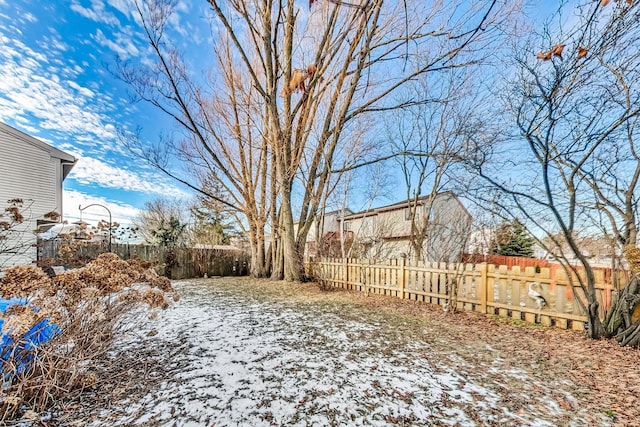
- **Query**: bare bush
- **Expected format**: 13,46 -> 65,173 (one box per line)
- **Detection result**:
0,253 -> 176,421
316,277 -> 335,293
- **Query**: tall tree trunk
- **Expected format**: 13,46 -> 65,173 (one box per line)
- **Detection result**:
280,186 -> 305,282
254,235 -> 268,278
579,258 -> 606,339
270,205 -> 285,280
248,223 -> 269,278
271,230 -> 284,280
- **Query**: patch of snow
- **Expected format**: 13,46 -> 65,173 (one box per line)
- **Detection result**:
87,281 -> 609,426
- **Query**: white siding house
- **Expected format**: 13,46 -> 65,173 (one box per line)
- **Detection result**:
0,122 -> 76,269
337,192 -> 472,262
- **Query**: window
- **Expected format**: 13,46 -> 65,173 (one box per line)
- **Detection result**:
343,221 -> 351,231
424,205 -> 436,223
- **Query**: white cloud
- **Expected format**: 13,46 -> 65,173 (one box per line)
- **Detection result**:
67,80 -> 96,98
167,1 -> 190,38
93,28 -> 139,59
0,5 -> 193,210
106,0 -> 131,18
0,36 -> 117,143
0,30 -> 189,201
69,156 -> 189,198
41,35 -> 70,53
63,189 -> 140,224
70,0 -> 120,26
56,143 -> 85,158
23,12 -> 37,23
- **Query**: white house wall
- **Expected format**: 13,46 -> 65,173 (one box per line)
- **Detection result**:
0,126 -> 68,269
423,197 -> 472,263
305,211 -> 344,243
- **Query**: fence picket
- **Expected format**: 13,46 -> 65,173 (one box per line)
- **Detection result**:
510,268 -> 522,322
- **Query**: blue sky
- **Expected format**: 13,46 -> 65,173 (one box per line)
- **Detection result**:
0,0 -> 573,227
0,0 -> 213,225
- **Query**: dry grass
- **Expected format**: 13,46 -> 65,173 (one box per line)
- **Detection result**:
198,278 -> 640,425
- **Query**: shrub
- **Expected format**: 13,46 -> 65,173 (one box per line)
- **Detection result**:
0,253 -> 177,421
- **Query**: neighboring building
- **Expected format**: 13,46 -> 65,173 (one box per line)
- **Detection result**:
333,192 -> 472,262
302,208 -> 353,257
0,122 -> 76,269
535,236 -> 618,268
467,227 -> 495,256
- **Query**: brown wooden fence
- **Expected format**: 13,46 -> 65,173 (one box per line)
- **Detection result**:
38,240 -> 250,280
307,258 -> 625,330
462,253 -> 623,286
462,253 -> 553,269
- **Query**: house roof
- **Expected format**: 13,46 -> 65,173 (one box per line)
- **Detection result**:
0,122 -> 77,178
324,207 -> 353,216
341,191 -> 471,220
293,208 -> 353,228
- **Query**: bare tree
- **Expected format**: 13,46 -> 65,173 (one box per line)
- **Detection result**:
121,0 -> 510,281
135,197 -> 189,245
471,1 -> 640,341
189,198 -> 238,247
0,199 -> 35,269
385,69 -> 483,263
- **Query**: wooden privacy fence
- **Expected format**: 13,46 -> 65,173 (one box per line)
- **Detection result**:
308,258 -> 623,330
38,240 -> 250,280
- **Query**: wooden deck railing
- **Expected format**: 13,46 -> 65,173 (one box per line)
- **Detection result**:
307,258 -> 625,330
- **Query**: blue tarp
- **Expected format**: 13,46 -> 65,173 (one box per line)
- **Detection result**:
0,298 -> 60,378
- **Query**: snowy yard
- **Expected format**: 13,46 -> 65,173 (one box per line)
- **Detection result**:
59,278 -> 639,426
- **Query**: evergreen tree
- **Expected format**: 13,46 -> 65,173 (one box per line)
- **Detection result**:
490,219 -> 535,258
190,206 -> 233,246
135,198 -> 187,245
151,216 -> 188,248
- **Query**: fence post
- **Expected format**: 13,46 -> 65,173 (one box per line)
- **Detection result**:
479,262 -> 488,314
398,258 -> 406,299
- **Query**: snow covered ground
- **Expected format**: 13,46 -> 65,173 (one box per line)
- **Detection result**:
82,279 -> 612,426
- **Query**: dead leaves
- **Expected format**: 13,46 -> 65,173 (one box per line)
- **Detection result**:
43,210 -> 60,221
0,265 -> 53,299
0,253 -> 181,421
2,200 -> 25,224
577,46 -> 588,58
624,245 -> 640,273
536,44 -> 565,61
551,44 -> 565,58
280,64 -> 318,97
1,305 -> 41,338
536,44 -> 593,61
142,289 -> 169,309
0,253 -> 176,336
600,0 -> 633,6
536,51 -> 552,61
536,0 -> 637,63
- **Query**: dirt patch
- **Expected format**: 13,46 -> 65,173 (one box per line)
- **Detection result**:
44,277 -> 640,426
